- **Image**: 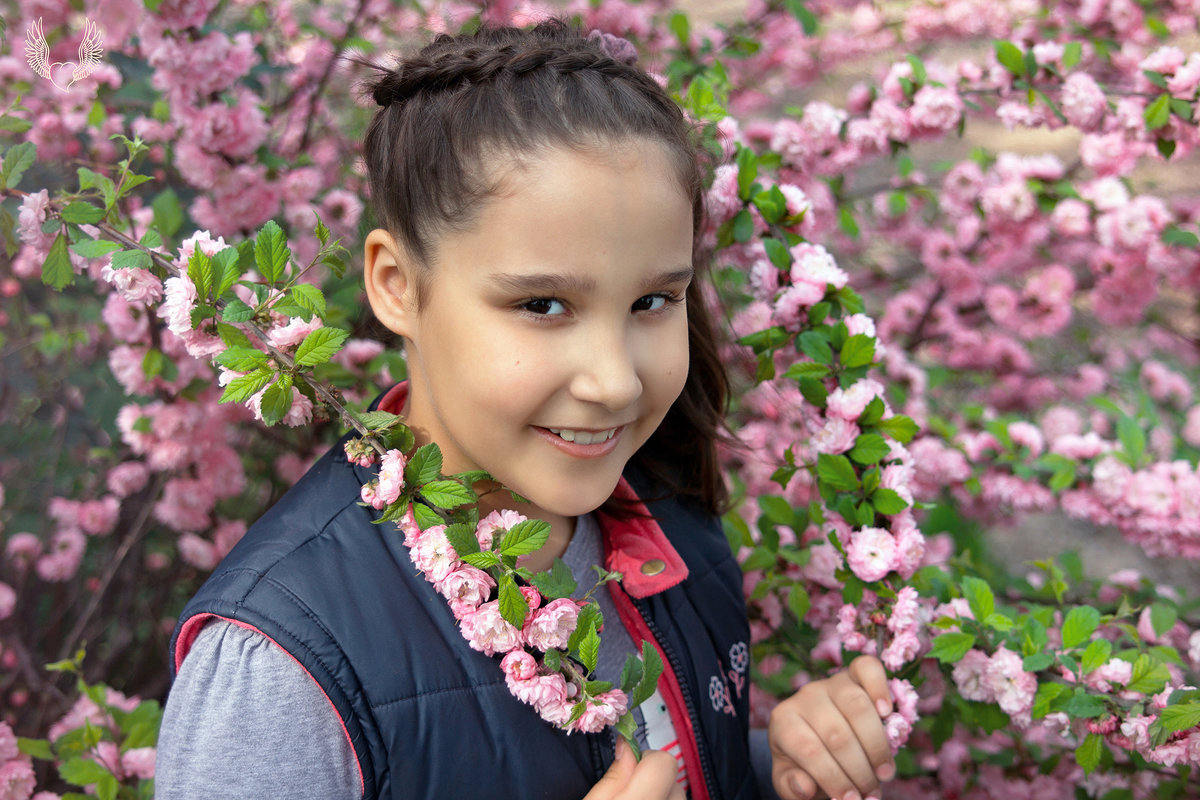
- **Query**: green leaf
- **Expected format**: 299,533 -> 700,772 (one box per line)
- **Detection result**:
1022,652 -> 1054,671
871,489 -> 909,515
732,209 -> 754,243
461,551 -> 501,569
1156,702 -> 1200,734
849,433 -> 890,466
500,519 -> 552,557
259,374 -> 294,426
221,298 -> 255,323
110,249 -> 152,269
787,584 -> 810,622
630,641 -> 664,708
211,246 -> 241,297
1032,682 -> 1068,718
152,188 -> 183,238
293,327 -> 350,367
41,234 -> 74,290
1150,603 -> 1178,637
254,219 -> 290,284
1063,41 -> 1082,69
816,453 -> 860,492
962,576 -> 996,622
442,523 -> 480,558
1126,654 -> 1170,695
667,9 -> 690,45
17,737 -> 54,760
1144,93 -> 1171,131
188,247 -> 213,301
59,202 -> 105,224
0,114 -> 33,134
736,146 -> 758,201
405,444 -> 443,486
763,237 -> 792,270
69,239 -> 123,259
783,362 -> 831,381
579,625 -> 601,674
994,40 -> 1025,77
783,0 -> 817,34
797,377 -> 828,408
290,283 -> 327,319
498,574 -> 529,629
569,605 -> 602,654
59,757 -> 114,786
1061,606 -> 1100,649
876,415 -> 919,444
839,334 -> 875,368
1063,692 -> 1107,719
219,367 -> 274,404
2,141 -> 37,190
530,558 -> 578,600
1081,639 -> 1113,674
419,479 -> 475,510
619,653 -> 644,693
216,346 -> 269,372
1076,732 -> 1103,774
930,632 -> 976,664
798,331 -> 833,365
97,774 -> 118,800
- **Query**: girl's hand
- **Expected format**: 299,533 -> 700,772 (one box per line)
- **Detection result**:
584,738 -> 686,800
768,655 -> 895,800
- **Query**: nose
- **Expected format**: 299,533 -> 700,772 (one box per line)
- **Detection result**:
568,326 -> 643,412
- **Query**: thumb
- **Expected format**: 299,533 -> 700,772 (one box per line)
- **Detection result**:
586,737 -> 637,799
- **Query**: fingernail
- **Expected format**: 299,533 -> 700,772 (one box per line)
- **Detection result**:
876,698 -> 892,716
843,791 -> 862,800
876,761 -> 895,780
789,775 -> 810,799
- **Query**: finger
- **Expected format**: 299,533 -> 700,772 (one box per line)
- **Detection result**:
847,656 -> 892,717
584,738 -> 636,799
619,749 -> 681,799
772,700 -> 875,800
829,675 -> 894,782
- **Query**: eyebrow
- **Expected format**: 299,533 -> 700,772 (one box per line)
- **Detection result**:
489,266 -> 694,295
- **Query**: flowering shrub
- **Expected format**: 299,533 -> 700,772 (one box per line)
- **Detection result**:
2,0 -> 1200,797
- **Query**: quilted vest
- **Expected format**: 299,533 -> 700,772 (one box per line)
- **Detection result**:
170,386 -> 758,800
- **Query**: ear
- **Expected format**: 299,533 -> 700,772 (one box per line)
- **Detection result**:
363,228 -> 419,338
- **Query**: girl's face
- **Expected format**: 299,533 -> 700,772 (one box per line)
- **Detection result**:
365,140 -> 694,525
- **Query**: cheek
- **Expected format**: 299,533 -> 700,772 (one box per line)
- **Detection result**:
647,320 -> 692,408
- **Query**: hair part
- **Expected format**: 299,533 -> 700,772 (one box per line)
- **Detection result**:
352,19 -> 731,514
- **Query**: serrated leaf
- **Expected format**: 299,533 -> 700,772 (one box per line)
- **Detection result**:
1081,639 -> 1113,674
419,479 -> 474,510
259,374 -> 294,425
293,327 -> 349,367
1076,732 -> 1103,774
930,632 -> 976,664
787,584 -> 810,621
1061,606 -> 1100,649
498,574 -> 529,628
42,234 -> 74,290
620,653 -> 644,693
840,334 -> 875,368
315,215 -> 331,245
1126,654 -> 1170,695
152,188 -> 183,238
442,523 -> 480,558
798,331 -> 833,365
59,202 -> 105,224
994,40 -> 1025,77
2,141 -> 36,190
849,433 -> 890,465
579,625 -> 600,674
1022,651 -> 1055,671
1063,691 -> 1107,719
1149,603 -> 1177,637
816,453 -> 860,492
110,249 -> 152,269
763,237 -> 791,270
212,246 -> 241,297
736,146 -> 758,201
0,114 -> 32,134
530,557 -> 578,600
290,283 -> 327,319
962,576 -> 995,623
1144,93 -> 1171,131
219,367 -> 274,404
59,757 -> 113,786
1156,702 -> 1200,734
630,641 -> 664,709
188,247 -> 213,301
358,410 -> 404,430
1032,682 -> 1068,718
405,444 -> 443,486
216,346 -> 270,372
461,551 -> 501,569
500,519 -> 552,557
17,737 -> 54,760
70,238 -> 123,259
221,298 -> 255,323
877,415 -> 919,444
254,219 -> 290,284
732,209 -> 754,243
870,488 -> 908,515
784,362 -> 830,380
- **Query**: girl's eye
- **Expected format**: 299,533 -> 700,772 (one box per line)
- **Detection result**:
632,293 -> 681,313
521,297 -> 567,316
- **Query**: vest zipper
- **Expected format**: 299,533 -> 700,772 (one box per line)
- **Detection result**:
634,596 -> 720,800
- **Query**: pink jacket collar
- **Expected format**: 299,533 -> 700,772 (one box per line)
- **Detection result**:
375,383 -> 687,598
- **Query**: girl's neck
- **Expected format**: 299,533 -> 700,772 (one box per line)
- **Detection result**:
475,485 -> 576,574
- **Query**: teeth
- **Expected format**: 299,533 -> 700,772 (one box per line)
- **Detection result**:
548,427 -> 617,445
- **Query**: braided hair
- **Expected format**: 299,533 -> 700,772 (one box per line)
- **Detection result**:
354,19 -> 730,515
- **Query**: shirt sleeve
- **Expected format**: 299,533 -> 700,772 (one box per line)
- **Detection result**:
155,619 -> 362,800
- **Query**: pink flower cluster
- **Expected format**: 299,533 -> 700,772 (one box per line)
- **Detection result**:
359,449 -> 407,509
952,648 -> 1037,723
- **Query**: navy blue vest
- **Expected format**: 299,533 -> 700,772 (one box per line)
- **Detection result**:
171,416 -> 757,799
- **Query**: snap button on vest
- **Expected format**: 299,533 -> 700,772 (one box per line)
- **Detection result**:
641,558 -> 666,576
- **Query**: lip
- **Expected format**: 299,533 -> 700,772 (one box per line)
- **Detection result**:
532,425 -> 626,459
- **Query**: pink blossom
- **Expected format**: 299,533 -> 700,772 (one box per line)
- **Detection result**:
78,496 -> 120,536
101,266 -> 163,306
882,630 -> 921,671
1091,456 -> 1132,502
909,86 -> 963,134
826,379 -> 885,421
106,462 -> 149,497
0,722 -> 17,762
790,243 -> 847,291
846,527 -> 896,583
524,598 -> 581,651
375,449 -> 407,506
1086,659 -> 1133,692
409,526 -> 458,583
266,316 -> 325,350
18,190 -> 52,249
0,758 -> 36,800
178,533 -> 219,571
459,601 -> 524,656
476,509 -> 526,551
434,565 -> 495,618
1007,421 -> 1045,456
811,416 -> 859,455
572,690 -> 629,734
36,530 -> 86,582
772,282 -> 825,326
5,534 -> 42,568
1124,470 -> 1178,516
952,649 -> 993,702
121,747 -> 156,780
985,647 -> 1037,716
1060,73 -> 1108,131
500,650 -> 538,682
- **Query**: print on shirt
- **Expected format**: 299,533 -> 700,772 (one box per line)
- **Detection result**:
707,640 -> 747,716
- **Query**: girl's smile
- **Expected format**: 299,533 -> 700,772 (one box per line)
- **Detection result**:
364,138 -> 694,564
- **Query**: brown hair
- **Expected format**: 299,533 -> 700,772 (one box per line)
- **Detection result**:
353,19 -> 730,514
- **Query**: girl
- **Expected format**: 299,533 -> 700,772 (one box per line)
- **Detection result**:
156,20 -> 894,800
